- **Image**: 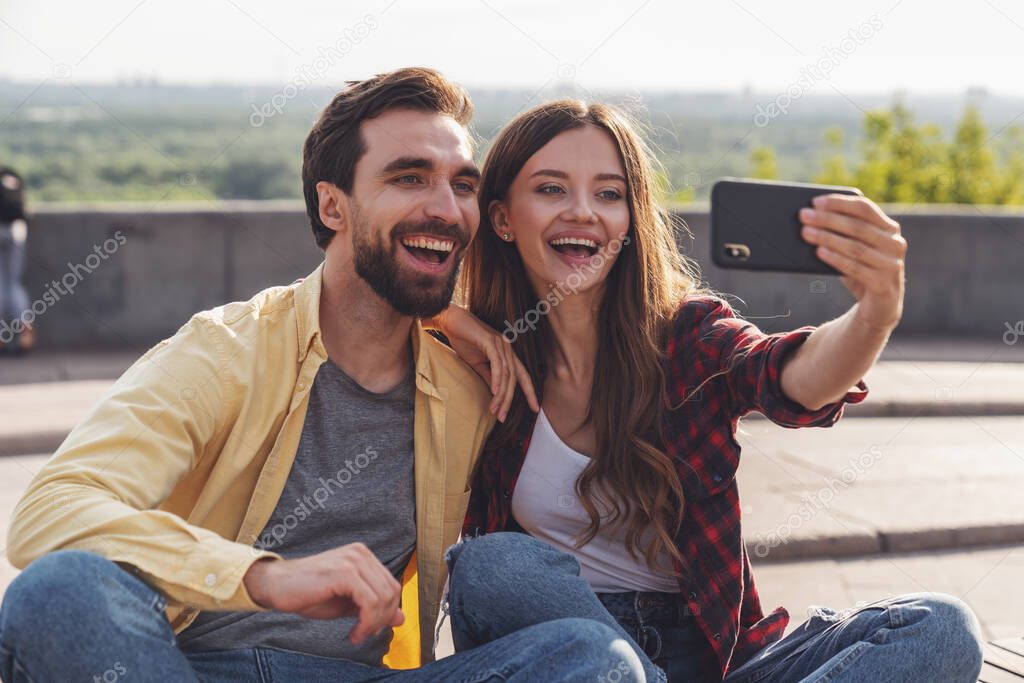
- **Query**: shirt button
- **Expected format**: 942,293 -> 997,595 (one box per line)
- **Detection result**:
516,440 -> 524,449
712,474 -> 723,483
713,633 -> 721,641
502,488 -> 511,499
204,573 -> 216,587
688,591 -> 697,600
297,382 -> 308,391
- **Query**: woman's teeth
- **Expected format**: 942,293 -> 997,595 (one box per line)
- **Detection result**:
549,236 -> 599,258
549,237 -> 599,249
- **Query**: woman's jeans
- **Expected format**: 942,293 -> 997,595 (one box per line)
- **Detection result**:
0,221 -> 30,341
0,549 -> 647,682
445,532 -> 984,683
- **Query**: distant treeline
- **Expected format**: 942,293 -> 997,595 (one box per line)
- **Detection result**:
1,82 -> 1021,205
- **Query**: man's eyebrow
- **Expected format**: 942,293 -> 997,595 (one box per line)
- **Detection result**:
380,156 -> 434,175
530,169 -> 627,183
380,156 -> 480,181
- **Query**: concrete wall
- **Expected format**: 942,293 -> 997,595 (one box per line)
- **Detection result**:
13,201 -> 1024,350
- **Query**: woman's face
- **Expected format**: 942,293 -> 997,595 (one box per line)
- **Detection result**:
494,125 -> 630,298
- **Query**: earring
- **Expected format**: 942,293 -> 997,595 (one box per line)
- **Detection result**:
501,231 -> 514,242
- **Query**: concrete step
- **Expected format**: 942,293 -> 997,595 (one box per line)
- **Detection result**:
737,415 -> 1024,561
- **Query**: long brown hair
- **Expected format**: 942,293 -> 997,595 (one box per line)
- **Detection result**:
459,100 -> 708,572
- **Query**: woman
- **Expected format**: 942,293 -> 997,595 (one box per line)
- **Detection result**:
435,101 -> 983,682
0,167 -> 34,354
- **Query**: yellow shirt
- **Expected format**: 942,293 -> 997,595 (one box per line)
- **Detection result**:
6,261 -> 495,665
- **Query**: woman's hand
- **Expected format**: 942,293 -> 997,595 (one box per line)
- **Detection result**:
799,194 -> 907,331
427,306 -> 540,422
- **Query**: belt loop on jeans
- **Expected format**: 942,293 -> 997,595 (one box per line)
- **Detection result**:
638,624 -> 663,660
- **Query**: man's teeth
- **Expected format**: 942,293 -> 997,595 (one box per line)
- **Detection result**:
549,237 -> 599,249
400,237 -> 455,253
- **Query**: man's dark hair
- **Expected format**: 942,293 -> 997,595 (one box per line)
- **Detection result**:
301,67 -> 474,250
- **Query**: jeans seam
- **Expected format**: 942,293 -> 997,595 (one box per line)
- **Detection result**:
448,588 -> 486,650
884,603 -> 902,630
0,643 -> 39,683
254,648 -> 272,683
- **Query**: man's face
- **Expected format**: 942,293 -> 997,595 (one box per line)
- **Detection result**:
345,109 -> 480,318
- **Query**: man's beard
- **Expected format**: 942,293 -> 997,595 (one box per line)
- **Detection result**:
351,209 -> 468,318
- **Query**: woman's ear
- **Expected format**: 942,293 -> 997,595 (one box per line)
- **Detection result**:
316,181 -> 349,235
489,199 -> 513,241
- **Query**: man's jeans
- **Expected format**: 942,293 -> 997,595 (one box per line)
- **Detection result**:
0,549 -> 647,682
445,532 -> 985,683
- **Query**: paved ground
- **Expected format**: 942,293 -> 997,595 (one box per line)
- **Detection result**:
736,415 -> 1024,560
752,544 -> 1024,642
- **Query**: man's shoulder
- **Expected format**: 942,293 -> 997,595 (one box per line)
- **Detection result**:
420,333 -> 493,416
184,281 -> 302,360
201,282 -> 296,326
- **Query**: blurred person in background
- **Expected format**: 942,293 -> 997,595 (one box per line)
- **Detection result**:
0,167 -> 34,355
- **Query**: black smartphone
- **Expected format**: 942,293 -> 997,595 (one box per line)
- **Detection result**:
710,177 -> 863,275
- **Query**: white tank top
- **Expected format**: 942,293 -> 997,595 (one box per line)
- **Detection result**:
511,409 -> 680,593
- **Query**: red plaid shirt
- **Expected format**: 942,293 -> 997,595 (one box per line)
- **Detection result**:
463,296 -> 869,681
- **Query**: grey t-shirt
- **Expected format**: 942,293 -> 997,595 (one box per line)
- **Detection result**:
177,356 -> 416,665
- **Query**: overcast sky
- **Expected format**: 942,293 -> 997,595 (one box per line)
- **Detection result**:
1,0 -> 1021,95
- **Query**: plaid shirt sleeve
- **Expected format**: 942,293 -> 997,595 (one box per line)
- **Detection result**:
691,297 -> 868,427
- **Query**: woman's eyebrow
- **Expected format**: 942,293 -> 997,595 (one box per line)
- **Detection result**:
530,168 -> 568,179
529,169 -> 626,183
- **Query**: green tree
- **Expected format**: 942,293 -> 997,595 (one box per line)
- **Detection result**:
749,146 -> 778,180
815,127 -> 854,187
811,103 -> 1024,205
947,105 -> 999,204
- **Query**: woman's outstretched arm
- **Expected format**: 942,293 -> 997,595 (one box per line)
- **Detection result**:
781,193 -> 907,410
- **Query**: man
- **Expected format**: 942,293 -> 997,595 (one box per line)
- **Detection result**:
0,67 -> 644,682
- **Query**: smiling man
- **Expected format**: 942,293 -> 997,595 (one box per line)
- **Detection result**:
0,68 -> 644,682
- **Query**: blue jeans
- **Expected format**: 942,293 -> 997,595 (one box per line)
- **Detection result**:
445,533 -> 984,683
0,550 -> 647,682
0,222 -> 30,337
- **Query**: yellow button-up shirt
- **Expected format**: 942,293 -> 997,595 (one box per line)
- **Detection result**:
6,261 -> 495,664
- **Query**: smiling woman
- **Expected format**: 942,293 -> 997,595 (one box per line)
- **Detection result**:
435,97 -> 984,683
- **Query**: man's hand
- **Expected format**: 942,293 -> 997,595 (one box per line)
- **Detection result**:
244,542 -> 404,644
